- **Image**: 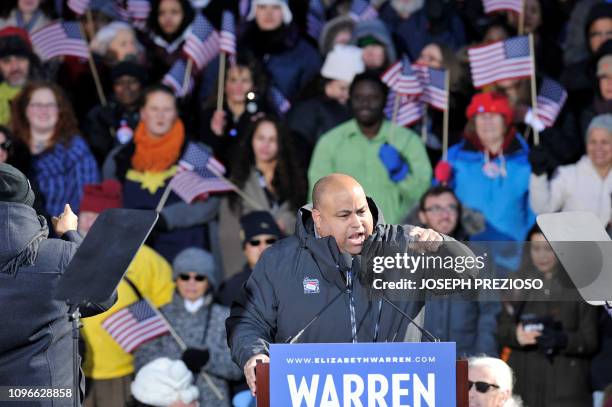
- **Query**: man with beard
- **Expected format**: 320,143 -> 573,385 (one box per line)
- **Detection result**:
227,173 -> 477,396
308,72 -> 431,224
417,186 -> 500,357
0,27 -> 43,125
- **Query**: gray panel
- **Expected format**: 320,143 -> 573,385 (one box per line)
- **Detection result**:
537,212 -> 612,302
54,208 -> 158,304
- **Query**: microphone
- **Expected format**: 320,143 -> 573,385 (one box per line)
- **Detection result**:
285,289 -> 346,344
372,290 -> 440,343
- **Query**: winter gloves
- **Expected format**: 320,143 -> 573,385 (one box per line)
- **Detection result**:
536,326 -> 568,358
181,347 -> 210,375
379,143 -> 410,182
528,144 -> 560,176
434,160 -> 453,184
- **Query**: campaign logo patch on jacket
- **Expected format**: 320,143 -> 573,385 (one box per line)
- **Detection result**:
303,277 -> 320,294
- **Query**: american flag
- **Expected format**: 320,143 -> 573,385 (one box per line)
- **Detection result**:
349,0 -> 378,21
270,86 -> 291,115
102,299 -> 170,353
162,59 -> 194,97
31,21 -> 89,61
413,65 -> 448,110
127,0 -> 151,20
381,56 -> 423,96
385,91 -> 424,126
536,77 -> 567,127
67,0 -> 89,15
169,143 -> 233,204
307,0 -> 326,40
468,36 -> 533,88
183,13 -> 220,71
220,11 -> 236,55
482,0 -> 523,14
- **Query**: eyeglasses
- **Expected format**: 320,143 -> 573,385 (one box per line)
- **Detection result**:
468,381 -> 500,393
423,204 -> 459,214
27,102 -> 58,111
0,140 -> 11,151
248,238 -> 277,246
178,274 -> 206,282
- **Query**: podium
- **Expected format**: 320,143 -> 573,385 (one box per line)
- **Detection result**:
256,355 -> 468,406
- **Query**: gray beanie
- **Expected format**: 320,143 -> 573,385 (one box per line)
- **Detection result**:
172,248 -> 218,291
586,114 -> 612,140
0,163 -> 35,207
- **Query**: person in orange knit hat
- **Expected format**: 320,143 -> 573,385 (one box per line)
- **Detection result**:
77,179 -> 175,407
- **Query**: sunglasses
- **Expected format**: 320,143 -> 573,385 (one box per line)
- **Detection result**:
468,381 -> 500,393
248,238 -> 277,246
178,274 -> 206,282
0,140 -> 11,151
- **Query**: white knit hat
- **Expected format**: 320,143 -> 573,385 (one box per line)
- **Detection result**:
131,358 -> 199,407
587,114 -> 612,140
320,44 -> 365,83
247,0 -> 292,25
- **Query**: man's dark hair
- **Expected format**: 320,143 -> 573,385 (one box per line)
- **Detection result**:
419,185 -> 461,212
349,71 -> 389,99
138,84 -> 177,109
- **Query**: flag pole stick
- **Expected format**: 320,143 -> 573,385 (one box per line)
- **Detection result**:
158,165 -> 264,211
155,184 -> 173,214
182,59 -> 193,96
80,11 -> 107,106
518,0 -> 525,36
207,165 -> 266,210
390,92 -> 401,144
143,298 -> 224,400
528,33 -> 539,145
442,69 -> 450,160
421,105 -> 428,144
143,298 -> 187,350
216,52 -> 227,111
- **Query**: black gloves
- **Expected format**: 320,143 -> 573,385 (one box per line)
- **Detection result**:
536,327 -> 568,358
529,144 -> 559,176
181,347 -> 210,375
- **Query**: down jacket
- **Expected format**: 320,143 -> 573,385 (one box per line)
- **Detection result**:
226,197 -> 477,369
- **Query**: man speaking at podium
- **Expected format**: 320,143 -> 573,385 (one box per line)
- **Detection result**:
227,173 -> 474,396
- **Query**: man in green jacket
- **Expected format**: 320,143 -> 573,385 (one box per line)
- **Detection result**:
308,72 -> 432,224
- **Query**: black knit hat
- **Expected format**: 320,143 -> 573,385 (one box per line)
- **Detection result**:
239,211 -> 282,244
0,34 -> 33,59
586,3 -> 612,40
111,61 -> 147,85
0,163 -> 35,207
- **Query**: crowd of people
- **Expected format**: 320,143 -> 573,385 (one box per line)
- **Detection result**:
1,0 -> 612,406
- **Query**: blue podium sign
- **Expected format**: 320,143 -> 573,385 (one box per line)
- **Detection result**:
270,342 -> 456,407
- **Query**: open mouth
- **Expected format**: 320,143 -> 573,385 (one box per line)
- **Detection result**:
347,232 -> 365,245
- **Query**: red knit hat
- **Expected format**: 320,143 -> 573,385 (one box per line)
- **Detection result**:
466,92 -> 513,126
80,180 -> 123,214
0,26 -> 31,47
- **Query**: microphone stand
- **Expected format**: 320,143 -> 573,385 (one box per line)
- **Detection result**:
372,290 -> 440,343
67,303 -> 82,407
285,289 -> 346,344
